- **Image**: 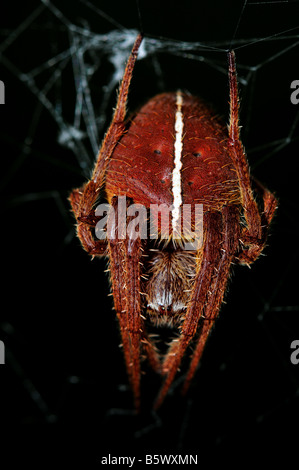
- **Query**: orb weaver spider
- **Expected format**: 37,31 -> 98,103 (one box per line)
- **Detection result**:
69,34 -> 277,410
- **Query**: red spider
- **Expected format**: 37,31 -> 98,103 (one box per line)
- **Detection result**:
69,34 -> 278,410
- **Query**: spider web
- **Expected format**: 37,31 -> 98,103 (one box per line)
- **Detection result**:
1,0 -> 299,464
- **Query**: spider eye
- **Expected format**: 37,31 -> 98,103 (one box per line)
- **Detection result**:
154,149 -> 162,154
193,152 -> 202,157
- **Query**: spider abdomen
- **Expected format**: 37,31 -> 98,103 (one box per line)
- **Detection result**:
106,91 -> 241,213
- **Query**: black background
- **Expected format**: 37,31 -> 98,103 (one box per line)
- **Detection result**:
1,0 -> 299,466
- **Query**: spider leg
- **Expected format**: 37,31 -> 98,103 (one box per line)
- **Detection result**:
182,205 -> 240,394
154,211 -> 223,409
124,224 -> 143,410
69,187 -> 107,256
107,197 -> 143,411
227,51 -> 261,240
238,178 -> 278,264
91,33 -> 143,186
227,51 -> 278,265
107,237 -> 136,398
141,331 -> 162,375
69,34 -> 143,255
260,190 -> 277,228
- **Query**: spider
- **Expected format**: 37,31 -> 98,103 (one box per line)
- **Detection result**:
69,34 -> 278,410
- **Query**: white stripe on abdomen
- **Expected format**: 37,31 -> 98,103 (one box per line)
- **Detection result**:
172,91 -> 184,233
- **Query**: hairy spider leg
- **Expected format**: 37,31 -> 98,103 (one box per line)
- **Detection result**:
227,51 -> 278,265
109,197 -> 161,409
141,331 -> 162,375
69,34 -> 143,257
124,216 -> 143,411
69,185 -> 107,256
91,33 -> 143,186
238,177 -> 278,264
106,197 -> 144,411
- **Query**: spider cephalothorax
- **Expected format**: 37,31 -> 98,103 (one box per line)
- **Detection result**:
69,34 -> 277,410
